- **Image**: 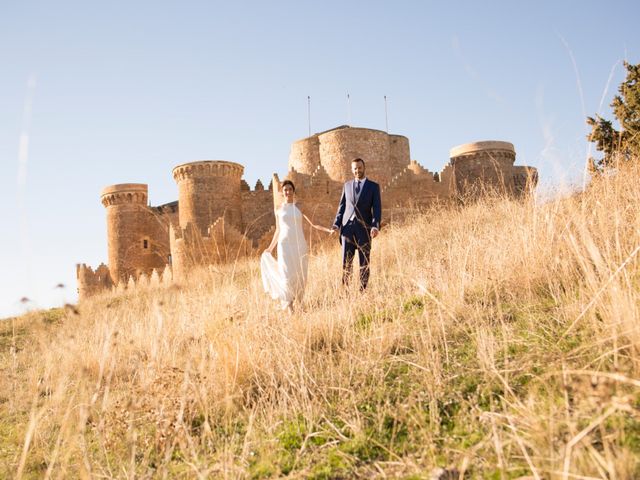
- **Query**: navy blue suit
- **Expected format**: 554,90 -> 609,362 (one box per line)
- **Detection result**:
333,178 -> 382,289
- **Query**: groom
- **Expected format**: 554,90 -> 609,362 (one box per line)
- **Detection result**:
332,158 -> 382,290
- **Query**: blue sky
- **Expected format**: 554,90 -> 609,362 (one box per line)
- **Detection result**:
1,0 -> 638,317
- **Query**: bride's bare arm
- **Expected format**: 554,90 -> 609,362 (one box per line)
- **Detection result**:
265,213 -> 279,253
302,212 -> 333,233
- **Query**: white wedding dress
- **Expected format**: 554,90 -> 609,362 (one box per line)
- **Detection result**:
261,203 -> 308,309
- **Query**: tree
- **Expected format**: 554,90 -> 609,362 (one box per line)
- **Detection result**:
587,61 -> 640,172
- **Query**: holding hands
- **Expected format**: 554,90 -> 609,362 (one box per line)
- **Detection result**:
317,225 -> 334,234
302,214 -> 334,234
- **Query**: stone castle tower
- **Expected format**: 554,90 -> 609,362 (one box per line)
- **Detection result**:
288,127 -> 410,184
101,183 -> 170,282
77,125 -> 537,299
448,140 -> 532,197
169,160 -> 273,280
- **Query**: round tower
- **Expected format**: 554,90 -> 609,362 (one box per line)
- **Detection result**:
172,160 -> 244,234
289,135 -> 321,175
449,141 -> 515,166
100,183 -> 149,284
318,127 -> 392,184
448,141 -> 516,196
388,134 -> 411,175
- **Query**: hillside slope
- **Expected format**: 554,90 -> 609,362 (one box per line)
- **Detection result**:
2,164 -> 640,479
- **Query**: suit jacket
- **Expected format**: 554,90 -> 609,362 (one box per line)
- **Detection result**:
333,178 -> 382,236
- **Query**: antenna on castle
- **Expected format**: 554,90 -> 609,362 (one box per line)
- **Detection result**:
307,96 -> 311,137
347,93 -> 351,126
384,95 -> 389,133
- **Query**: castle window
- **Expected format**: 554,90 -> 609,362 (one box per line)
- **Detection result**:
143,238 -> 149,249
168,254 -> 172,265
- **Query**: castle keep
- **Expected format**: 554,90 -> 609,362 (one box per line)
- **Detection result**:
77,126 -> 537,299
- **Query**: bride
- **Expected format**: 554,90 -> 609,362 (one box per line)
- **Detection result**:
261,180 -> 332,311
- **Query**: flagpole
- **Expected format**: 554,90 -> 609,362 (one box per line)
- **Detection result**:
384,95 -> 389,133
307,96 -> 311,137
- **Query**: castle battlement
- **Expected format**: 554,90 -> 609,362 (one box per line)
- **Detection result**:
152,201 -> 178,214
76,126 -> 538,300
100,183 -> 149,207
310,163 -> 332,183
240,179 -> 273,193
170,216 -> 253,280
406,159 -> 433,176
113,265 -> 172,293
172,160 -> 244,181
449,140 -> 515,159
76,262 -> 113,298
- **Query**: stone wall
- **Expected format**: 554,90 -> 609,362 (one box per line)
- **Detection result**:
274,163 -> 343,231
76,263 -> 113,299
170,218 -> 252,282
389,135 -> 411,175
382,160 -> 451,221
76,262 -> 173,301
141,208 -> 172,273
241,181 -> 275,247
512,166 -> 538,195
289,135 -> 321,175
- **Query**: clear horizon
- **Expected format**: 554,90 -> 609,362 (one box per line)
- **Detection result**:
1,0 -> 639,317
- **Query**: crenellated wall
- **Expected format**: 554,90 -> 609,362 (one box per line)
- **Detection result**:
76,263 -> 113,299
76,263 -> 173,299
170,217 -> 252,282
241,180 -> 275,247
381,160 -> 451,221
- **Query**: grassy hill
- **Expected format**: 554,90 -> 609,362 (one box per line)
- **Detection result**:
2,164 -> 640,479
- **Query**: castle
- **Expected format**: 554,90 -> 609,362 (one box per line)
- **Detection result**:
76,125 -> 538,299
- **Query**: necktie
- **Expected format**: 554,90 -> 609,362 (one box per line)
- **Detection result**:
355,181 -> 361,195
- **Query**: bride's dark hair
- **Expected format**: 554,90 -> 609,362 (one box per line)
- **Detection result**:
281,180 -> 295,192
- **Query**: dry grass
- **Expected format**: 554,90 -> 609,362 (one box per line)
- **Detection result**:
2,162 -> 640,479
